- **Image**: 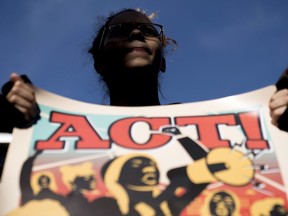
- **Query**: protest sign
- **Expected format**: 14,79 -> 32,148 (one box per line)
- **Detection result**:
0,86 -> 287,215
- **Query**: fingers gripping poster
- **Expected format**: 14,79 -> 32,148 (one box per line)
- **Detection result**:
0,86 -> 288,216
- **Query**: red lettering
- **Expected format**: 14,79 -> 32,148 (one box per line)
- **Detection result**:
238,111 -> 269,149
109,117 -> 172,149
175,115 -> 237,148
35,112 -> 110,150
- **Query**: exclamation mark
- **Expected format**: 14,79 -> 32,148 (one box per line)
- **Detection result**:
237,111 -> 269,150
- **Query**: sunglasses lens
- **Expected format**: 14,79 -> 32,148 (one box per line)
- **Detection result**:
108,24 -> 126,38
139,24 -> 160,37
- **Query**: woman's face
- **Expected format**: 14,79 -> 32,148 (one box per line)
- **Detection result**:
102,11 -> 163,72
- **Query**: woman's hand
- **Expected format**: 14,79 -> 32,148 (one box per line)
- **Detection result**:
5,73 -> 38,122
269,89 -> 288,126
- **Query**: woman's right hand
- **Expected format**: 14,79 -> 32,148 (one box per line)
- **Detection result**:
5,73 -> 38,122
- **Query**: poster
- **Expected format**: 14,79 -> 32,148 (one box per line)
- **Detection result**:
0,86 -> 287,216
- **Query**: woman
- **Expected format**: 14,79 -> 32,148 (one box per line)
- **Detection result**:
1,9 -> 287,130
88,8 -> 169,106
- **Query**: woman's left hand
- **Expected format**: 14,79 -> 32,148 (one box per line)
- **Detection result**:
269,88 -> 288,126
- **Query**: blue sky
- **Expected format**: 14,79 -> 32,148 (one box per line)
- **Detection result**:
1,0 -> 288,105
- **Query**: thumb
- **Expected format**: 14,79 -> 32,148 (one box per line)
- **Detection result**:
10,73 -> 23,83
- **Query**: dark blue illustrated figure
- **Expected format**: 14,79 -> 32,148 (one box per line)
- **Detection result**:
19,150 -> 121,216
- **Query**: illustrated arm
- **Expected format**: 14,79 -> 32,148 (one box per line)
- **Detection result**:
20,150 -> 42,204
161,126 -> 208,159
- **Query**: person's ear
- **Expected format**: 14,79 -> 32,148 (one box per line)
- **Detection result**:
160,57 -> 166,73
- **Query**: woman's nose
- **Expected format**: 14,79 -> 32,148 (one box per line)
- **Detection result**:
128,28 -> 145,41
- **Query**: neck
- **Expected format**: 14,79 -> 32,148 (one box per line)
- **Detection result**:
104,68 -> 161,106
125,187 -> 154,203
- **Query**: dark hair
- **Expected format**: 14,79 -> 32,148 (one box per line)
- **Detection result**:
88,8 -> 176,75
